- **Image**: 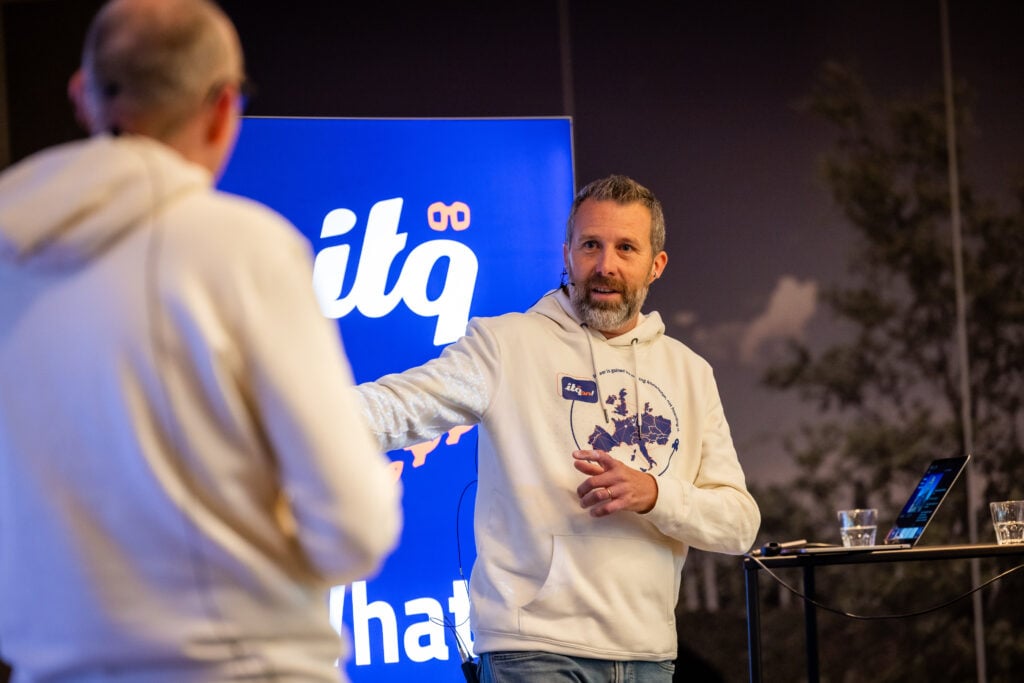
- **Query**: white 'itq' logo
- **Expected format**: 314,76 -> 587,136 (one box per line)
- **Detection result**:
312,198 -> 479,345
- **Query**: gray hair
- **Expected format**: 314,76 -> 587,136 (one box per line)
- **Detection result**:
81,0 -> 243,138
565,175 -> 666,254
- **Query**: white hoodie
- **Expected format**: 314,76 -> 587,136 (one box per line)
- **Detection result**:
0,135 -> 401,682
358,288 -> 759,661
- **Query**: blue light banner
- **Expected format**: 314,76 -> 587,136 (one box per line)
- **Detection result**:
219,117 -> 574,682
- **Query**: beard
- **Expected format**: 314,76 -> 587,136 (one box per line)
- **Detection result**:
568,272 -> 650,334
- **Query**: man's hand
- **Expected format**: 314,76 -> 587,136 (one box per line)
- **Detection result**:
573,449 -> 658,517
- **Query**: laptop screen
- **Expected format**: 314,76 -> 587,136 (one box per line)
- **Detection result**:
884,456 -> 970,545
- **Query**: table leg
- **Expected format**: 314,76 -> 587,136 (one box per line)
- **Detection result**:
744,558 -> 762,683
803,564 -> 819,683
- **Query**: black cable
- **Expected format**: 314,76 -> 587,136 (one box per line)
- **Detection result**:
455,478 -> 477,589
745,552 -> 1024,620
454,478 -> 479,680
425,478 -> 479,681
461,660 -> 481,683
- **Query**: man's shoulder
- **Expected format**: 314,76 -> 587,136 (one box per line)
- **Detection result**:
651,329 -> 714,369
200,188 -> 293,227
156,190 -> 310,285
468,304 -> 556,335
176,189 -> 304,247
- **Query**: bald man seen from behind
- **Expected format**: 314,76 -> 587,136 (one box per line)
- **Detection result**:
0,1 -> 401,681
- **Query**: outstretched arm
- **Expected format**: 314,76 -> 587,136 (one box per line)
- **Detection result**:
356,318 -> 497,452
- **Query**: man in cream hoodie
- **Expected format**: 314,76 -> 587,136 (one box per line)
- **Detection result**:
358,174 -> 760,682
0,1 -> 400,681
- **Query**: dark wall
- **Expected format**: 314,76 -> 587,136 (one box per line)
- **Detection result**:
3,0 -> 106,164
2,0 -> 568,167
221,1 -> 566,118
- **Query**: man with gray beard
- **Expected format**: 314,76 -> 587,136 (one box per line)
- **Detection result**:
357,174 -> 759,682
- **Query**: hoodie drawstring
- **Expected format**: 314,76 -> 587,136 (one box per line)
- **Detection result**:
581,324 -> 644,431
581,323 -> 610,424
631,338 -> 642,441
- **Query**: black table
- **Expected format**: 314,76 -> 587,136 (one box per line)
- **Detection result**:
743,543 -> 1024,682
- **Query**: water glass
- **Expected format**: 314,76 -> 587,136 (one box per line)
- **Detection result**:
837,508 -> 878,547
989,500 -> 1024,545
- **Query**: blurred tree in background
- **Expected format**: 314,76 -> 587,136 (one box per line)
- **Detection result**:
746,62 -> 1024,682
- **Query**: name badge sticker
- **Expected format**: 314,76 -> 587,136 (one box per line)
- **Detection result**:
560,375 -> 598,403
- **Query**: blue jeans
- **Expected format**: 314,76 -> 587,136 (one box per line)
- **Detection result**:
479,651 -> 675,683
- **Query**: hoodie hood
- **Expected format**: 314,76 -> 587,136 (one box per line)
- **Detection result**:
531,286 -> 666,346
531,287 -> 667,426
0,135 -> 210,270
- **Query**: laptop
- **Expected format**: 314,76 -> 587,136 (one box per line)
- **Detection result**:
767,455 -> 971,555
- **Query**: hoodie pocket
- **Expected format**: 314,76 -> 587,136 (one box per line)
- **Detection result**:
518,533 -> 676,655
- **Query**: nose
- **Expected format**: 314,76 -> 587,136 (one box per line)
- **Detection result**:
595,246 -> 619,277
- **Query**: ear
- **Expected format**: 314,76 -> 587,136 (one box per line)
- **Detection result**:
67,69 -> 92,133
649,251 -> 668,283
205,83 -> 238,146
